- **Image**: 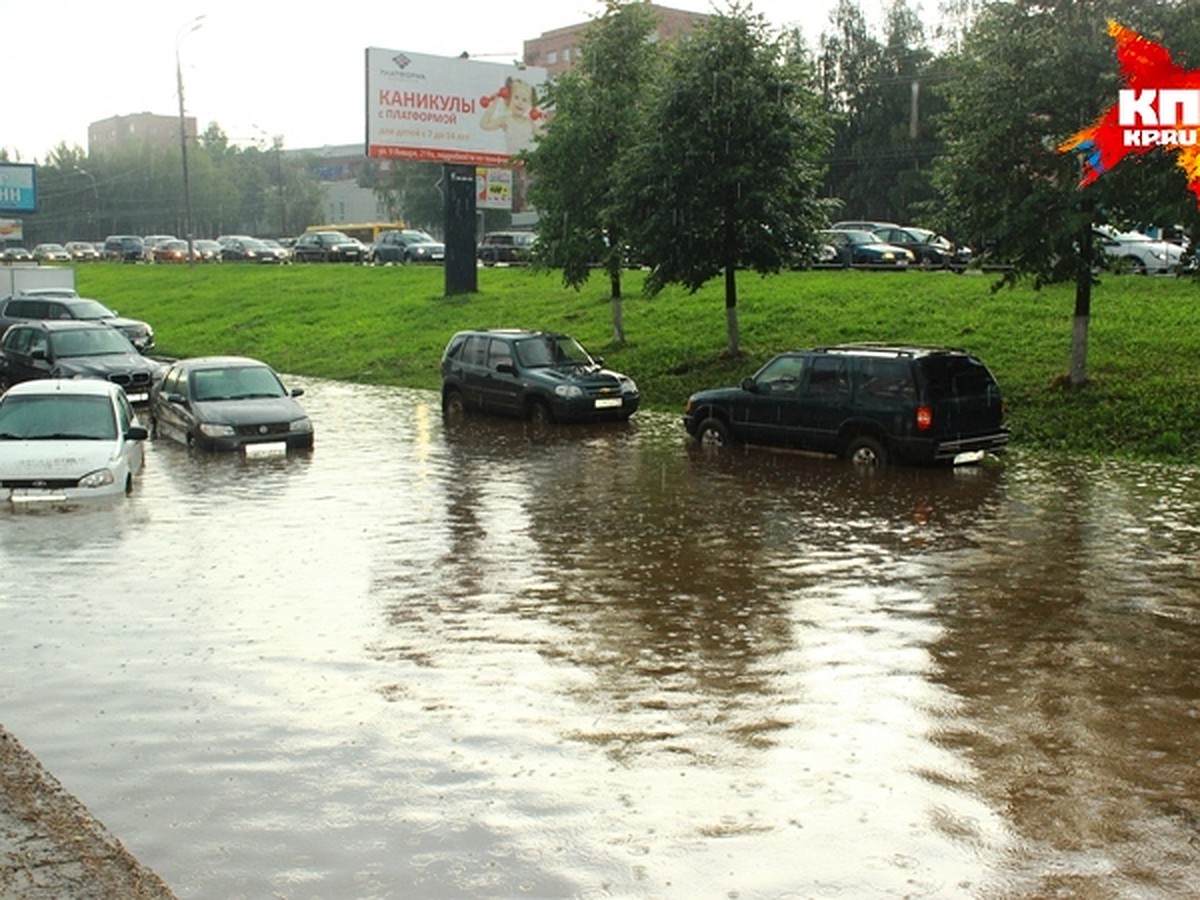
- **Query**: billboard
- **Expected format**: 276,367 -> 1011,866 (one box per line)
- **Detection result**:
0,164 -> 37,214
365,49 -> 548,167
476,167 -> 513,210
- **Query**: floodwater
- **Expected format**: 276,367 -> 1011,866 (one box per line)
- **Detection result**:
1,378 -> 1199,899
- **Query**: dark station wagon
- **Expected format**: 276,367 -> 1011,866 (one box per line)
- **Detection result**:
683,343 -> 1010,466
440,329 -> 640,425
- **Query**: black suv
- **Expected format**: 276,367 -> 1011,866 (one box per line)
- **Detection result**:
291,231 -> 364,263
683,344 -> 1009,466
0,321 -> 162,402
441,329 -> 640,424
0,294 -> 155,353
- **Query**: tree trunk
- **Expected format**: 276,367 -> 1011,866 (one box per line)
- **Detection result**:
1070,204 -> 1093,387
725,264 -> 739,356
610,270 -> 625,344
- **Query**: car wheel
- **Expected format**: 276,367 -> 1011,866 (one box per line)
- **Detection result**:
442,389 -> 465,419
527,399 -> 554,426
845,435 -> 887,466
1119,255 -> 1147,274
695,416 -> 730,447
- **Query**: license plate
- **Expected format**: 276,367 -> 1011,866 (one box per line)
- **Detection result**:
594,398 -> 622,409
244,441 -> 287,457
953,450 -> 986,465
126,392 -> 149,403
10,489 -> 69,505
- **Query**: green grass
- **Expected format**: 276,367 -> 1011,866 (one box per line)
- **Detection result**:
76,262 -> 1200,461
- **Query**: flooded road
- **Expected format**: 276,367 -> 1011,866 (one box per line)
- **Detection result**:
1,378 -> 1198,898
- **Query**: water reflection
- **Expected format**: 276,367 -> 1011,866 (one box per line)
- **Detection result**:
1,381 -> 1198,898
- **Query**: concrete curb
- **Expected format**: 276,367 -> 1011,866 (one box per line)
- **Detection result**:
0,725 -> 175,899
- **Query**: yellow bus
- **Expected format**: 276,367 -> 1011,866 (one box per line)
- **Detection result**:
304,222 -> 406,245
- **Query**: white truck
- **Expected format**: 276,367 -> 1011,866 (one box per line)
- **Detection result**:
0,266 -> 76,297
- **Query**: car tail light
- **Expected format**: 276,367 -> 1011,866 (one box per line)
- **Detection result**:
916,405 -> 934,431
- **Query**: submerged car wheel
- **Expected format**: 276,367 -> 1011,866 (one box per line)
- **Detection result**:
442,389 -> 465,418
846,435 -> 887,466
695,417 -> 730,447
528,399 -> 554,426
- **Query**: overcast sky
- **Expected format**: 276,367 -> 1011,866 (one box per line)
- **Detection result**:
4,0 -> 888,162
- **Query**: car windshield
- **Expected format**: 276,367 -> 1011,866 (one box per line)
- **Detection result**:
514,335 -> 594,368
190,365 -> 286,401
66,299 -> 117,319
49,328 -> 134,357
0,394 -> 117,440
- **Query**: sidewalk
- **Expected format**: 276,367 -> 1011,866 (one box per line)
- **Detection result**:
0,726 -> 175,899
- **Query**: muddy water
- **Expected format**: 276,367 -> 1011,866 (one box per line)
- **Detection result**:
1,378 -> 1198,898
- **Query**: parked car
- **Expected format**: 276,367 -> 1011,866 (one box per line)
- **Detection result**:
682,344 -> 1010,467
103,235 -> 145,262
192,239 -> 224,262
0,321 -> 161,402
291,231 -> 364,263
817,229 -> 914,267
2,247 -> 34,264
870,226 -> 971,269
0,295 -> 154,352
477,231 -> 536,265
152,239 -> 194,263
1092,225 -> 1184,274
371,229 -> 445,264
65,241 -> 102,262
441,329 -> 640,424
260,239 -> 291,263
149,356 -> 314,452
0,379 -> 148,504
221,237 -> 283,263
141,235 -> 178,261
31,243 -> 71,264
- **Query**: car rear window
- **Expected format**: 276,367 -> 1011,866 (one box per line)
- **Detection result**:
918,355 -> 997,400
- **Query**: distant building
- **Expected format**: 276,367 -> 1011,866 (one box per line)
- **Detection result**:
523,2 -> 710,76
88,113 -> 196,156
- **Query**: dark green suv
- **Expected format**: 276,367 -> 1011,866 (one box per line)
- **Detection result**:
682,344 -> 1009,466
441,329 -> 640,424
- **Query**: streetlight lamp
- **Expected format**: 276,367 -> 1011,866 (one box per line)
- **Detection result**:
176,14 -> 205,264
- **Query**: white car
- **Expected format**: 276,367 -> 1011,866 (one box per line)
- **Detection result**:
0,379 -> 148,505
1093,225 -> 1184,274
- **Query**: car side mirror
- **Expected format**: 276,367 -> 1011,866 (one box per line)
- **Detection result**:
290,388 -> 305,398
741,377 -> 758,393
166,392 -> 188,405
127,425 -> 149,441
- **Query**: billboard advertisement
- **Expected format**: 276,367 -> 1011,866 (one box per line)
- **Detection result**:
365,49 -> 548,167
476,167 -> 513,210
0,164 -> 37,214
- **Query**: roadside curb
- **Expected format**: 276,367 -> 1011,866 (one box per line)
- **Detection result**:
0,725 -> 175,899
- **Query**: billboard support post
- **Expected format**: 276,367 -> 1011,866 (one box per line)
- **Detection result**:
443,165 -> 478,296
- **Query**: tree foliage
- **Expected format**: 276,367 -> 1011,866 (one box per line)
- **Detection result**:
619,2 -> 833,355
524,0 -> 662,343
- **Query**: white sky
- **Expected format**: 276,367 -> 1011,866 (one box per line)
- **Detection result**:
2,0 -> 885,162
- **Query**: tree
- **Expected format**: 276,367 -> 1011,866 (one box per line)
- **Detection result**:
932,0 -> 1192,387
525,0 -> 662,344
358,160 -> 444,232
818,0 -> 944,224
620,2 -> 832,356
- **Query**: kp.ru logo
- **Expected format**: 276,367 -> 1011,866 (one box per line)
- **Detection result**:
1059,21 -> 1200,205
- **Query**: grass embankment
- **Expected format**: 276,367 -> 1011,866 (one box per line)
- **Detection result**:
76,262 -> 1200,461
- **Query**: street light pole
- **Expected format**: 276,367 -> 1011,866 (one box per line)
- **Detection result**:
176,15 -> 204,264
76,169 -> 99,237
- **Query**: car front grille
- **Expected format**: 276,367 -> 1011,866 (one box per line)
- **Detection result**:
234,422 -> 290,437
2,477 -> 76,489
108,372 -> 153,389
